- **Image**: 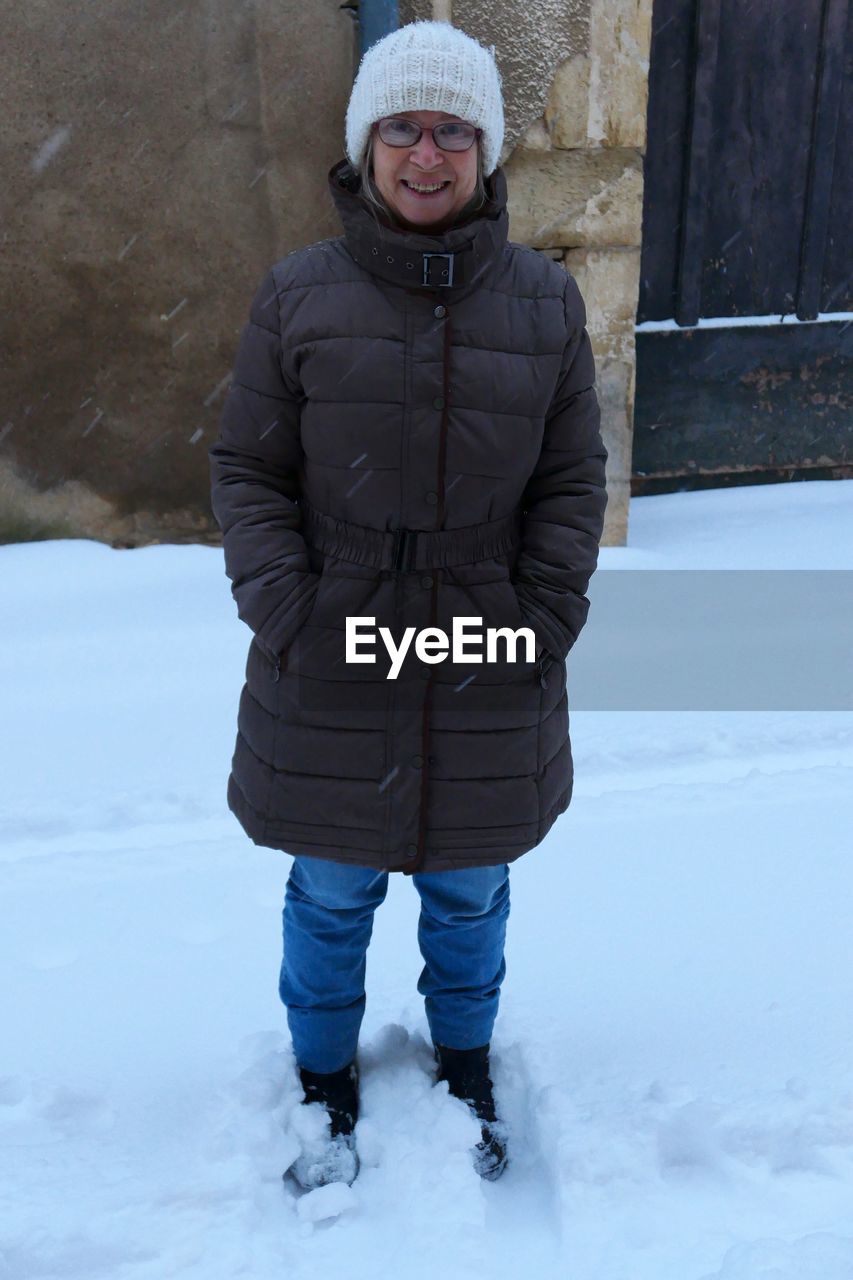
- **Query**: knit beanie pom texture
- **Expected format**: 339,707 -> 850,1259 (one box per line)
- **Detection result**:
345,21 -> 505,177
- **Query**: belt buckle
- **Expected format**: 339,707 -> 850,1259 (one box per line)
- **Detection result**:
391,527 -> 418,573
422,252 -> 454,287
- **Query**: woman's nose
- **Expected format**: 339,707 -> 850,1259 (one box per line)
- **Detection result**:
409,133 -> 445,168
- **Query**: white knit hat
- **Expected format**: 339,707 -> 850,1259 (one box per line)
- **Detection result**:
345,20 -> 505,177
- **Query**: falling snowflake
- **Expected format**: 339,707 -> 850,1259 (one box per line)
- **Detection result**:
31,126 -> 71,174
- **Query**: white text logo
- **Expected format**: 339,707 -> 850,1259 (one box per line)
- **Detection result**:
345,616 -> 536,681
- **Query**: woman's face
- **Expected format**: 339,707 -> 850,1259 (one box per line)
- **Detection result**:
370,110 -> 479,232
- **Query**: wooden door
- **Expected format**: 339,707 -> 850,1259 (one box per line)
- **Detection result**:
634,0 -> 852,493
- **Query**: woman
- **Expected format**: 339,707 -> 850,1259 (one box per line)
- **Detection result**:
209,20 -> 608,1190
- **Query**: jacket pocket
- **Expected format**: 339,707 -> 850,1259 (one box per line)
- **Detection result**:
448,572 -> 540,680
503,578 -> 559,687
536,647 -> 555,689
259,567 -> 324,682
303,556 -> 384,633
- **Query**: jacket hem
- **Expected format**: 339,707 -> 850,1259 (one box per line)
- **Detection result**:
227,772 -> 571,871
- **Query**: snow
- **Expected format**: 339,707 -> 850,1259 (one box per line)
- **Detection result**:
1,478 -> 852,1279
597,478 -> 853,569
635,312 -> 853,331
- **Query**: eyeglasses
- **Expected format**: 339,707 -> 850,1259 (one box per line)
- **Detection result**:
374,117 -> 481,152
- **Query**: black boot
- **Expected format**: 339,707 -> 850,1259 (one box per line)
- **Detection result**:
434,1043 -> 508,1181
285,1060 -> 360,1190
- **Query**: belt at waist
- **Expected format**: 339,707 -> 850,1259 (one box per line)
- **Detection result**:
299,500 -> 522,573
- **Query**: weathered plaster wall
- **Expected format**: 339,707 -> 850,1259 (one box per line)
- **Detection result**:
0,0 -> 355,546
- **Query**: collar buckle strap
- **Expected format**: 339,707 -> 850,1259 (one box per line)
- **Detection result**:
422,252 -> 455,288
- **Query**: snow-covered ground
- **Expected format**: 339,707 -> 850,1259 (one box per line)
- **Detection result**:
1,479 -> 852,1280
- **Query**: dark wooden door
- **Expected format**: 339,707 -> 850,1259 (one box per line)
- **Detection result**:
634,0 -> 853,494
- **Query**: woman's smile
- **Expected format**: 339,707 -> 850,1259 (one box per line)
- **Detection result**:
400,177 -> 452,199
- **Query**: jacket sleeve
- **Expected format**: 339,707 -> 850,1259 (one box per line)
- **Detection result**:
512,272 -> 608,664
208,268 -> 319,664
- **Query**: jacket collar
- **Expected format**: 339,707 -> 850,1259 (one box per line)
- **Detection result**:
328,158 -> 508,295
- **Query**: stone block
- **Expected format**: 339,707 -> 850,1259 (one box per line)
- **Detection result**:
505,147 -> 644,248
588,0 -> 652,149
545,54 -> 591,149
546,0 -> 652,149
595,353 -> 633,545
564,247 -> 641,361
519,115 -> 553,152
563,249 -> 639,545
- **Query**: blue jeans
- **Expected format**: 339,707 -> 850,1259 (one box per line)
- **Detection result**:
279,855 -> 511,1074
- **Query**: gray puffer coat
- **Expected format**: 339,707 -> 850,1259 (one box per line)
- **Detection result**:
209,158 -> 608,874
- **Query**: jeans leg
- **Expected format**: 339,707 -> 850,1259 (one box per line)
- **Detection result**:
279,855 -> 388,1073
412,864 -> 510,1051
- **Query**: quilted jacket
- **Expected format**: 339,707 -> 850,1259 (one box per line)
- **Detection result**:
208,157 -> 608,874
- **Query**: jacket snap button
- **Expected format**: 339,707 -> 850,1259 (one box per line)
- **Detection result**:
411,755 -> 423,768
420,574 -> 433,588
425,491 -> 438,504
434,305 -> 446,318
406,843 -> 418,858
432,396 -> 445,410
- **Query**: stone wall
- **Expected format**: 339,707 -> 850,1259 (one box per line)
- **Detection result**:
439,0 -> 654,545
1,1 -> 650,547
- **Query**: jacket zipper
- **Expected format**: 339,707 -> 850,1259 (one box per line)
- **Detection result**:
406,300 -> 452,876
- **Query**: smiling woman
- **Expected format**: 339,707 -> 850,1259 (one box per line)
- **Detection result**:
360,110 -> 489,232
208,17 -> 607,1194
